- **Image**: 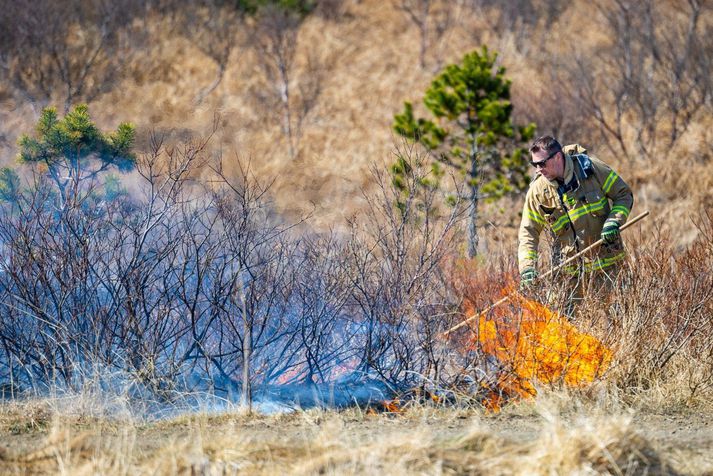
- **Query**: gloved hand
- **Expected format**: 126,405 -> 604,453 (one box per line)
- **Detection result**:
520,267 -> 537,289
601,220 -> 620,244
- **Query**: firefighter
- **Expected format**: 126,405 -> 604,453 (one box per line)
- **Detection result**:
518,136 -> 634,314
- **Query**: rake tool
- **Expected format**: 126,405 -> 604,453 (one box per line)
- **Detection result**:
442,210 -> 650,337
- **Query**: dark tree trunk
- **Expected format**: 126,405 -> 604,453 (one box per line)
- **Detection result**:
467,139 -> 479,258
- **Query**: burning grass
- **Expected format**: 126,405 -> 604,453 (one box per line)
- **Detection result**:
447,222 -> 713,412
443,262 -> 615,412
467,288 -> 613,411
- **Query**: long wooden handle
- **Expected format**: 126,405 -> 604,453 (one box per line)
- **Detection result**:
442,210 -> 650,336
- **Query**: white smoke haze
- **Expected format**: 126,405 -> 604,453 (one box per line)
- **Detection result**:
0,136 -> 475,417
0,129 -> 711,425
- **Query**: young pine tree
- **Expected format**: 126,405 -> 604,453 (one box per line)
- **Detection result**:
17,104 -> 135,209
393,47 -> 535,258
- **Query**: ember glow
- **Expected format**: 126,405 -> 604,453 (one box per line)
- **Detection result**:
466,287 -> 613,411
373,399 -> 403,414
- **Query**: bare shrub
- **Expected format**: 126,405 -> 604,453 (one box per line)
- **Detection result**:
342,146 -> 465,389
178,0 -> 244,104
602,213 -> 713,404
290,234 -> 355,385
206,157 -> 303,409
558,0 -> 711,162
514,67 -> 588,143
398,0 -> 455,70
0,134 -> 208,394
462,0 -> 570,55
0,133 -> 471,407
251,4 -> 323,161
0,131 -> 301,404
313,0 -> 349,21
0,0 -> 145,112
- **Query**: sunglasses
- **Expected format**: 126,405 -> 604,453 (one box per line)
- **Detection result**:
530,149 -> 560,168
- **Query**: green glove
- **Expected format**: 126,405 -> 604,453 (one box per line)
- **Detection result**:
601,219 -> 620,244
520,267 -> 537,288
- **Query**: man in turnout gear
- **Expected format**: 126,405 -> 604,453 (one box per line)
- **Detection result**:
518,136 -> 634,315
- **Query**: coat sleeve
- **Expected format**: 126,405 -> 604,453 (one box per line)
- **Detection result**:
592,159 -> 634,227
518,187 -> 545,274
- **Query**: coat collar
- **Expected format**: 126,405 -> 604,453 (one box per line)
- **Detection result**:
547,153 -> 574,186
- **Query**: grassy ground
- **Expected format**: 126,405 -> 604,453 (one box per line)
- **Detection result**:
0,394 -> 711,475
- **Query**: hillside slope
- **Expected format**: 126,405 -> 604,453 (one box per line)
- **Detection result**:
1,0 -> 710,248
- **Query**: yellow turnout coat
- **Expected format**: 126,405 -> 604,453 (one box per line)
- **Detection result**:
518,144 -> 634,276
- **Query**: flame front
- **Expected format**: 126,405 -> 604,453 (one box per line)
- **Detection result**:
467,288 -> 612,410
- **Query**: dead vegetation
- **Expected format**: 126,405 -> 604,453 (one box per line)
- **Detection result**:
0,1 -> 711,473
0,123 -> 710,419
0,396 -> 708,475
0,0 -> 710,232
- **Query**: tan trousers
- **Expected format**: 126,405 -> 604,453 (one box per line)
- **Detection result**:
550,264 -> 623,319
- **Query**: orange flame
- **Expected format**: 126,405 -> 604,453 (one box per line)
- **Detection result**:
366,398 -> 403,415
467,286 -> 612,410
382,399 -> 403,413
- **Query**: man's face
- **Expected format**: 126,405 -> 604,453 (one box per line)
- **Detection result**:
531,149 -> 565,181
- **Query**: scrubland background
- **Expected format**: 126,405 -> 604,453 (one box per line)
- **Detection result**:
0,1 -> 712,474
1,0 -> 711,242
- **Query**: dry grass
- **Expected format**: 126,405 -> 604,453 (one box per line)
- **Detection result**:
0,393 -> 708,475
